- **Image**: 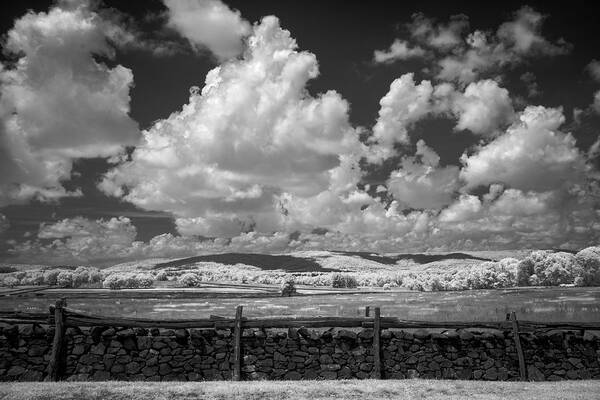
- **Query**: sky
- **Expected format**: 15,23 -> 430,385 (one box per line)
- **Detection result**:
0,0 -> 599,265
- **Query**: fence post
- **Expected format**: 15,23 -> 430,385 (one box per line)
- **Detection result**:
373,307 -> 382,379
232,305 -> 243,381
510,311 -> 527,381
47,298 -> 67,381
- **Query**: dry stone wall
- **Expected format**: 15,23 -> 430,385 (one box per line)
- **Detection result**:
1,323 -> 599,381
0,324 -> 53,381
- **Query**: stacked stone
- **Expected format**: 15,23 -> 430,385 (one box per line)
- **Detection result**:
1,323 -> 599,381
0,324 -> 51,381
381,329 -> 520,380
65,326 -> 234,381
522,330 -> 600,381
240,328 -> 376,380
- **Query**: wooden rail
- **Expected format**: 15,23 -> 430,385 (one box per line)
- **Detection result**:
28,307 -> 600,331
1,304 -> 600,382
2,307 -> 600,332
0,310 -> 51,325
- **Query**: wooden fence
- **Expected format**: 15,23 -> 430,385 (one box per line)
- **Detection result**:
1,299 -> 600,382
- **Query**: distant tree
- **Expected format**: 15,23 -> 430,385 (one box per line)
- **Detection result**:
516,256 -> 535,286
73,267 -> 90,287
178,273 -> 201,287
0,266 -> 17,274
575,246 -> 600,286
56,271 -> 74,288
103,272 -> 153,289
155,270 -> 169,281
87,268 -> 104,284
516,251 -> 579,286
2,276 -> 19,287
331,273 -> 358,289
280,278 -> 297,296
43,270 -> 61,286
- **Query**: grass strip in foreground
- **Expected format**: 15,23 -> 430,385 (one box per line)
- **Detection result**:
1,379 -> 599,400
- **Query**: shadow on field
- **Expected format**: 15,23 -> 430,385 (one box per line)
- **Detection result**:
333,251 -> 492,264
153,253 -> 338,273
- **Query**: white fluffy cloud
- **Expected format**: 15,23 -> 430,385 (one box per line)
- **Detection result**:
38,216 -> 136,244
100,16 -> 366,237
407,13 -> 469,51
488,188 -> 553,217
373,39 -> 427,63
163,0 -> 251,61
368,75 -> 516,161
496,7 -> 570,56
387,140 -> 459,209
5,4 -> 600,263
0,1 -> 139,206
438,194 -> 482,223
12,216 -> 138,264
451,80 -> 514,136
368,73 -> 434,161
460,106 -> 589,191
7,180 -> 600,265
401,7 -> 570,84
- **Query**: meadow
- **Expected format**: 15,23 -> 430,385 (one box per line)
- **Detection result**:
1,380 -> 599,400
1,247 -> 600,323
2,286 -> 599,323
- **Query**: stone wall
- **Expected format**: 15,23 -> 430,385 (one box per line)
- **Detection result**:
1,323 -> 599,381
0,324 -> 53,381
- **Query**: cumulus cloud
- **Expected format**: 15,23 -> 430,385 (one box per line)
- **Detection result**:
368,73 -> 434,161
11,216 -> 138,264
0,0 -> 139,206
387,140 -> 460,209
373,39 -> 427,63
439,185 -> 598,250
407,13 -> 469,51
489,188 -> 553,217
460,106 -> 588,191
496,6 -> 570,56
6,182 -> 600,266
394,7 -> 571,84
368,75 -> 516,161
97,6 -> 188,57
587,60 -> 600,82
163,0 -> 251,61
594,91 -> 600,114
100,16 -> 366,237
451,79 -> 515,136
6,217 -> 317,264
438,194 -> 482,223
38,216 -> 136,244
5,3 -> 599,263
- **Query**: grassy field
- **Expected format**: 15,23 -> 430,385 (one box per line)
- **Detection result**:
2,286 -> 599,322
0,380 -> 599,400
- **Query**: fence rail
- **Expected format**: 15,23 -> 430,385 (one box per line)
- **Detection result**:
1,300 -> 600,382
2,308 -> 599,331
